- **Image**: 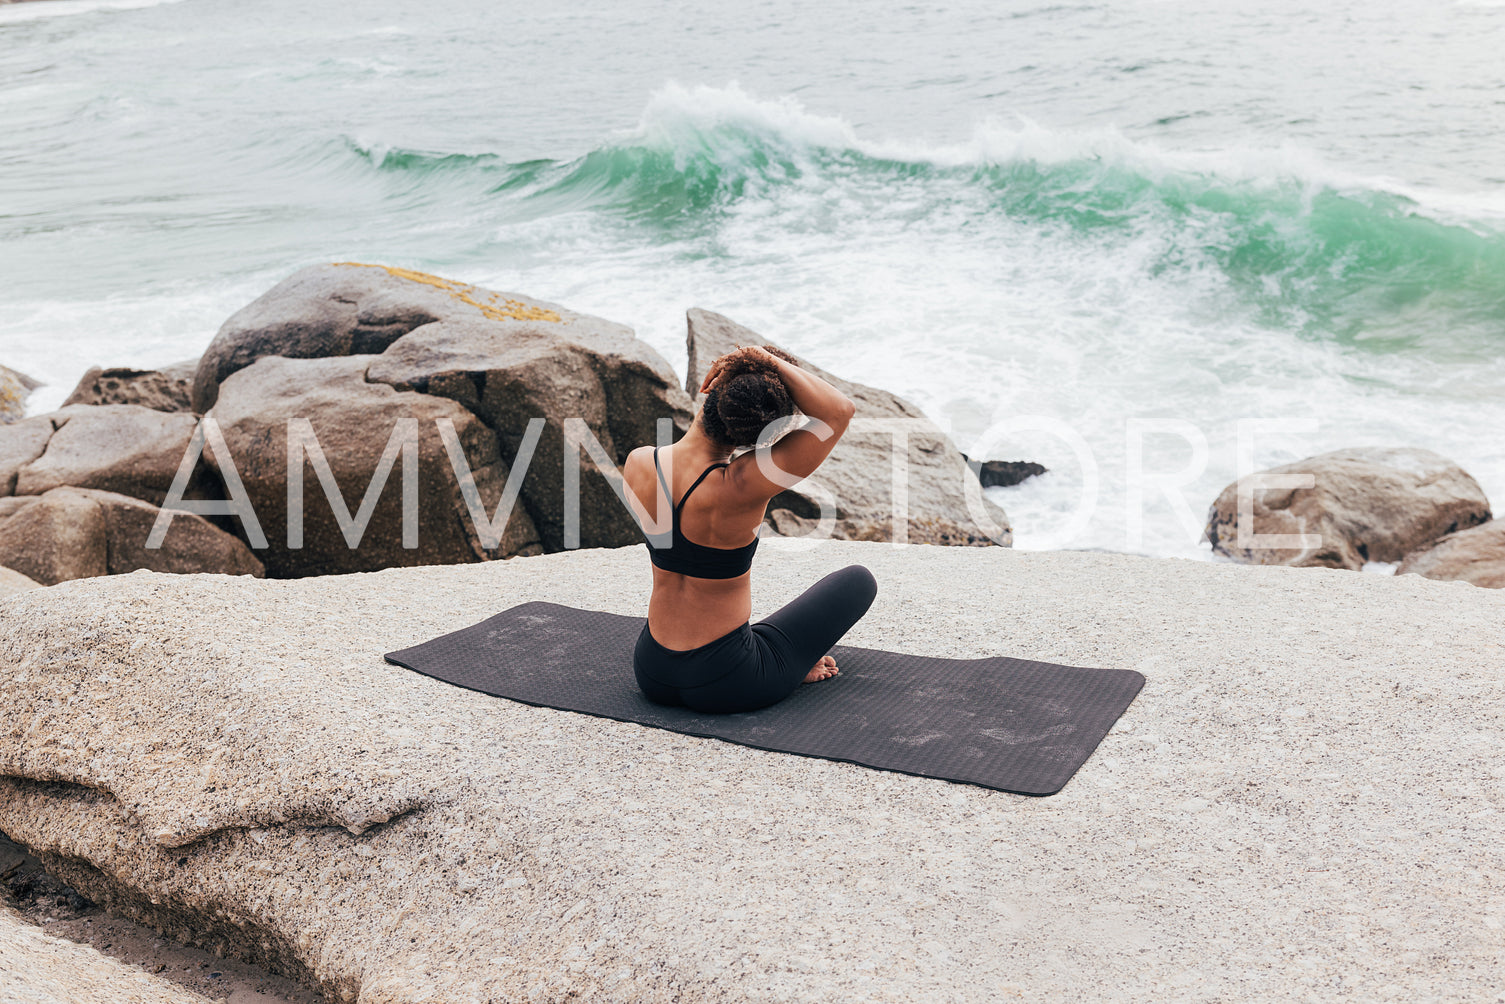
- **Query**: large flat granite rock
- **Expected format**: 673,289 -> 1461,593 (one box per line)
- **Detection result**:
1,543 -> 1502,1002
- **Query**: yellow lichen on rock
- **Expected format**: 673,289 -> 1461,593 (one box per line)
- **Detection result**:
333,262 -> 561,323
0,371 -> 25,423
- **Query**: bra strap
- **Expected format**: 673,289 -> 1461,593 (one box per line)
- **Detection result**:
652,447 -> 674,511
674,462 -> 730,515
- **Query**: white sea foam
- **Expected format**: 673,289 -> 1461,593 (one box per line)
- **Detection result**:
0,0 -> 188,24
630,82 -> 864,158
627,82 -> 1505,223
3,275 -> 277,414
462,86 -> 1505,559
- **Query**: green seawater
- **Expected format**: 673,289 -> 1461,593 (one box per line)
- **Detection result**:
2,0 -> 1502,556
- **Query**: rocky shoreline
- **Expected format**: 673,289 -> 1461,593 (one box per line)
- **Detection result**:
3,260 -> 1500,591
1,263 -> 1016,588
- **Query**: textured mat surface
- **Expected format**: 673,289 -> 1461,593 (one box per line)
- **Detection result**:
384,601 -> 1145,796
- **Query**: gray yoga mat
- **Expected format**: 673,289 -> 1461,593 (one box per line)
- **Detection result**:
384,601 -> 1144,796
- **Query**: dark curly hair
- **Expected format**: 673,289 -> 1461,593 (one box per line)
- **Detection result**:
699,345 -> 800,448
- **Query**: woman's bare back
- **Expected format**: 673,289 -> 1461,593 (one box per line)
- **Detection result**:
624,443 -> 764,650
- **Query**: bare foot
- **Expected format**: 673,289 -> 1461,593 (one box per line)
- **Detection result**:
803,655 -> 840,684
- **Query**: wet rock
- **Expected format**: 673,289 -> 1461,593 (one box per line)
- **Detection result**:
0,487 -> 263,586
205,354 -> 542,578
961,455 -> 1048,488
1205,447 -> 1491,570
63,361 -> 197,413
1397,519 -> 1505,588
685,308 -> 1011,546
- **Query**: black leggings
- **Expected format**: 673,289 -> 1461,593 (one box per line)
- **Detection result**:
634,564 -> 878,714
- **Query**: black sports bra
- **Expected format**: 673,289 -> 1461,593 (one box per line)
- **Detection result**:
643,446 -> 759,579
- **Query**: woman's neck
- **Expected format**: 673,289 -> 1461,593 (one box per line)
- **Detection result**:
675,422 -> 733,465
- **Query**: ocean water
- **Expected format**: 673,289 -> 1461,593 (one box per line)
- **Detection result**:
2,0 -> 1502,558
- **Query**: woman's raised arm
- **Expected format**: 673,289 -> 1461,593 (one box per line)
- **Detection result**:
708,346 -> 855,500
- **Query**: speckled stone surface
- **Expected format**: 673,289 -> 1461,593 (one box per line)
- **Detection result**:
0,564 -> 41,598
1,541 -> 1503,1003
0,903 -> 216,1004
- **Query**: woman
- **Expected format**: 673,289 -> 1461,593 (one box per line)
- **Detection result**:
623,344 -> 878,714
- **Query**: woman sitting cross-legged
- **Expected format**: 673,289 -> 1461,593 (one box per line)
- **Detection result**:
622,344 -> 878,714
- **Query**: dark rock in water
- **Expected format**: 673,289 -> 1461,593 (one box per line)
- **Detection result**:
0,486 -> 263,585
62,361 -> 196,413
685,308 -> 1011,546
960,454 -> 1048,488
0,365 -> 41,425
10,404 -> 212,507
1205,447 -> 1491,570
1397,519 -> 1505,589
206,354 -> 543,578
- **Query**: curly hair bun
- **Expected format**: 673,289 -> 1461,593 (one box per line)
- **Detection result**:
759,344 -> 802,366
700,347 -> 797,448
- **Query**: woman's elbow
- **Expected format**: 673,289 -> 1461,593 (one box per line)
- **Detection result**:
810,394 -> 855,440
834,395 -> 856,428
